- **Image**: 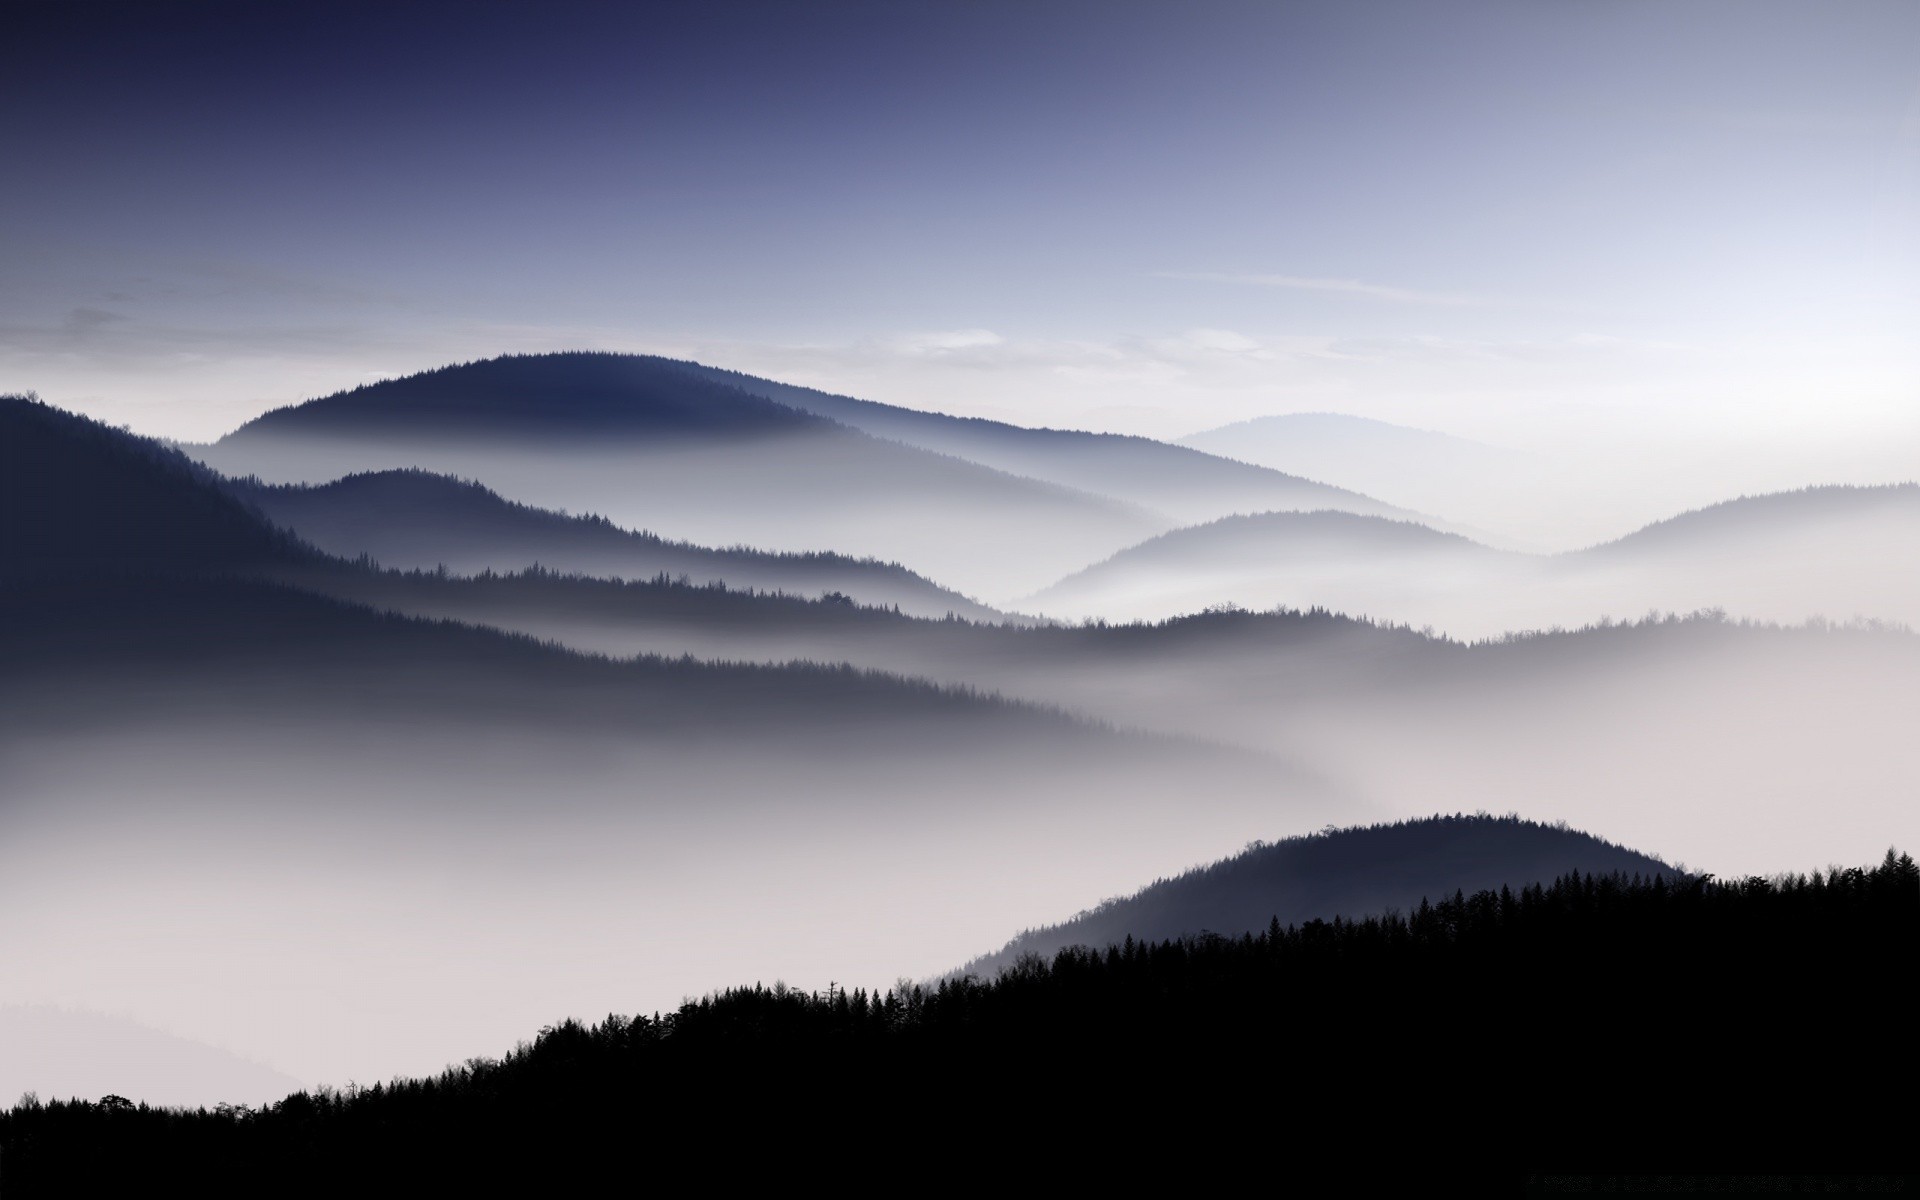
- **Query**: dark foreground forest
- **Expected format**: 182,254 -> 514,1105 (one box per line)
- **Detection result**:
3,854 -> 1913,1195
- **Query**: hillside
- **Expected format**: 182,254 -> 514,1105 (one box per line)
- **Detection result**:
222,353 -> 826,443
232,469 -> 1003,620
2,854 -> 1909,1192
1,394 -> 308,578
1027,509 -> 1524,626
1026,486 -> 1920,635
1,397 -> 1344,1095
188,353 -> 1159,600
956,813 -> 1684,978
674,360 -> 1411,525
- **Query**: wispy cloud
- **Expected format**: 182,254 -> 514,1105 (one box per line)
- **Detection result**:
1156,271 -> 1485,307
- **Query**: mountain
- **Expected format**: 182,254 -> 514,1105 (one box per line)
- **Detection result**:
231,469 -> 1005,621
1,396 -> 1343,1093
1,394 -> 306,579
187,353 -> 1159,601
222,353 -> 825,443
322,557 -> 1920,878
956,813 -> 1683,978
675,361 -> 1414,526
4,855 -> 1908,1193
1024,485 -> 1920,636
1026,509 -> 1526,627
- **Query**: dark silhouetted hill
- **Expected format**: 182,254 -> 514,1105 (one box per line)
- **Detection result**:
190,354 -> 1159,600
956,813 -> 1684,978
1,852 -> 1909,1194
230,469 -> 1003,621
1,394 -> 307,579
222,353 -> 826,444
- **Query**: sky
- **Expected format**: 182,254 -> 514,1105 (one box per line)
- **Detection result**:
3,0 -> 1917,453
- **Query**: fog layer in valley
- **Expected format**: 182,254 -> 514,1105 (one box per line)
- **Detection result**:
7,354 -> 1917,1110
1025,488 -> 1920,638
309,567 -> 1920,881
0,640 -> 1344,1091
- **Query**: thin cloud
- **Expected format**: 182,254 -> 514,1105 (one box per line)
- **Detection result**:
1157,271 -> 1485,307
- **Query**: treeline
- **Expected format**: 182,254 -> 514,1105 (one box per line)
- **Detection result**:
2,854 -> 1912,1193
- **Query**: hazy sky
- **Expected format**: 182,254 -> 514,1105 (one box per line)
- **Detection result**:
4,0 -> 1916,447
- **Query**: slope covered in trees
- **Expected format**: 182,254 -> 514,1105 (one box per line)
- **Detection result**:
232,468 -> 1003,620
188,353 -> 1159,600
956,813 -> 1685,978
2,396 -> 1343,1093
2,852 -> 1909,1193
1,394 -> 308,579
675,358 -> 1412,525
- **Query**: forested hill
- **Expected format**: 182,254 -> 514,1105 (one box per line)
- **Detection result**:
220,353 -> 830,443
1,395 -> 308,578
230,468 -> 1004,621
1,854 -> 1909,1193
957,814 -> 1684,979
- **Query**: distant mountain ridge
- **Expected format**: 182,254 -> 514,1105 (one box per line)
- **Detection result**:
675,360 -> 1415,526
225,353 -> 828,444
957,813 -> 1685,979
189,353 -> 1164,600
231,469 -> 1005,621
1,394 -> 308,579
1582,483 -> 1920,557
1026,485 -> 1920,634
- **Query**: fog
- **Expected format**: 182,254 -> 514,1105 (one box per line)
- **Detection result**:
9,374 -> 1917,1114
280,566 -> 1920,879
0,625 -> 1351,1094
1023,489 -> 1920,638
192,431 -> 1156,603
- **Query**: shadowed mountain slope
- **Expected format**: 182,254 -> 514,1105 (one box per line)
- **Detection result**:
223,353 -> 825,443
231,469 -> 1004,621
2,397 -> 1348,1095
676,359 -> 1412,525
956,813 -> 1684,978
189,354 -> 1157,600
2,394 -> 307,579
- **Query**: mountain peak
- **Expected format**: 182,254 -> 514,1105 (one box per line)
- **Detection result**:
223,352 -> 830,444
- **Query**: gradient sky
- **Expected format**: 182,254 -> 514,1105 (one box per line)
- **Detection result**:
3,0 -> 1916,451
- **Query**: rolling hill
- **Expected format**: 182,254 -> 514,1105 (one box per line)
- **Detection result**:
1,394 -> 1346,1096
186,353 -> 1160,600
231,469 -> 1004,621
1024,486 -> 1920,635
673,360 -> 1413,526
1026,509 -> 1527,628
956,813 -> 1684,978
